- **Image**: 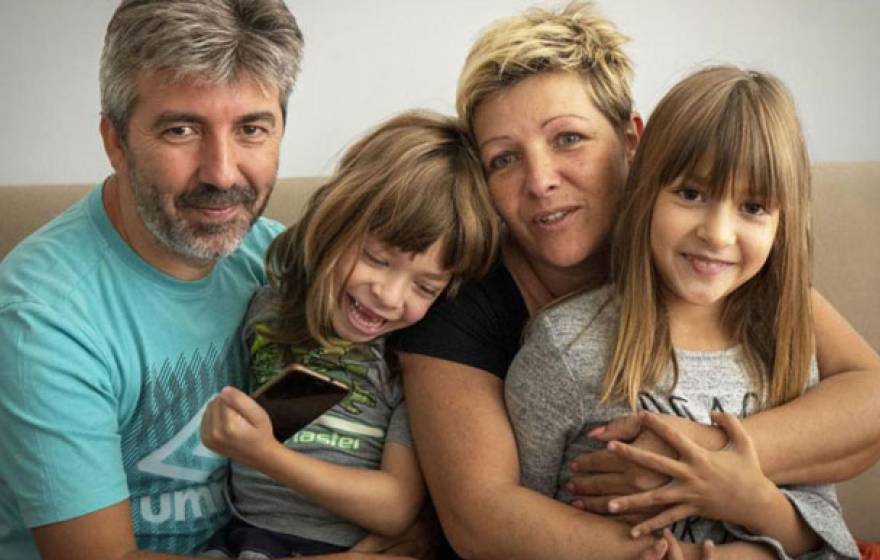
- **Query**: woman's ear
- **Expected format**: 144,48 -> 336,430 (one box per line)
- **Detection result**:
624,112 -> 644,162
99,116 -> 128,174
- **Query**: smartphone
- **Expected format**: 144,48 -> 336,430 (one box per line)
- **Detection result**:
252,363 -> 351,442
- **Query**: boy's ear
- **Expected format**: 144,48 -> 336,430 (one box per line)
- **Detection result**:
99,116 -> 127,174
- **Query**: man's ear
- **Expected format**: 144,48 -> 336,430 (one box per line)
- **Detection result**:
100,116 -> 127,173
624,112 -> 644,162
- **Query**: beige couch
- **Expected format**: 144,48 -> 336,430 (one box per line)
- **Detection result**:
1,164 -> 878,540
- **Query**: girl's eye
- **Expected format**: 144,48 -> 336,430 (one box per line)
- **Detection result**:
675,187 -> 704,202
363,249 -> 388,267
555,132 -> 584,147
487,152 -> 518,171
742,201 -> 768,216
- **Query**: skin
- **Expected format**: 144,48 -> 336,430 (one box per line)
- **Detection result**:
32,71 -> 412,560
612,412 -> 818,556
475,71 -> 640,305
101,71 -> 281,281
402,71 -> 880,559
651,178 -> 779,350
332,237 -> 451,343
200,237 -> 452,549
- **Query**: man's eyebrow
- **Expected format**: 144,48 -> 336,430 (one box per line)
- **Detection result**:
150,111 -> 278,130
236,111 -> 277,126
151,112 -> 205,130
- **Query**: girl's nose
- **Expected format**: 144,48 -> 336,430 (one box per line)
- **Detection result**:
697,205 -> 737,249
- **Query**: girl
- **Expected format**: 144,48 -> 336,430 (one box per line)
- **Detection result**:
505,66 -> 859,559
200,110 -> 499,558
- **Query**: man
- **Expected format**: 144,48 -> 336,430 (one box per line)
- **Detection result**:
0,1 -> 308,557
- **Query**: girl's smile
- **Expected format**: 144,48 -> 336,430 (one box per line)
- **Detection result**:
651,178 -> 779,315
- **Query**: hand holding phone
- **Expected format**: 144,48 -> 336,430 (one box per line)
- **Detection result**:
252,363 -> 351,442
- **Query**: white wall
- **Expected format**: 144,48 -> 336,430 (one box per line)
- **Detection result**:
1,0 -> 878,185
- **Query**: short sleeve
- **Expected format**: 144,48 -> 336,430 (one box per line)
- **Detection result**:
0,302 -> 129,527
397,261 -> 528,378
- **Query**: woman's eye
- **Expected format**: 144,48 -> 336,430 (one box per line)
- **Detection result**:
488,152 -> 518,171
556,132 -> 584,147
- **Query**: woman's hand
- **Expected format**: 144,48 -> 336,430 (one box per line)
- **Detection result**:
603,411 -> 777,537
200,385 -> 280,469
567,414 -> 674,515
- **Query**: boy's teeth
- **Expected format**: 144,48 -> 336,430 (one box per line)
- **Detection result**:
352,297 -> 383,325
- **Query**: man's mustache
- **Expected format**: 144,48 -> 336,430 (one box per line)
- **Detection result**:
177,183 -> 257,209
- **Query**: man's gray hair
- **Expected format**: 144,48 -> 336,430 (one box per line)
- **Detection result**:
100,0 -> 304,136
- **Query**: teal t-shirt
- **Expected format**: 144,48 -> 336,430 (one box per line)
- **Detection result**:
0,185 -> 283,557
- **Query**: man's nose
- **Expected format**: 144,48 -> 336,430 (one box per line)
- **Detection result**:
199,134 -> 240,189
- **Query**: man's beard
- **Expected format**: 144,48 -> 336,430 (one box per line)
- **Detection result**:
127,158 -> 271,262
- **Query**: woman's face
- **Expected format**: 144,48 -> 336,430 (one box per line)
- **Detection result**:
473,71 -> 639,277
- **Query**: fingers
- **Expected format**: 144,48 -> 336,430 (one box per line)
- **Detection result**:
218,385 -> 270,428
606,440 -> 689,480
710,411 -> 752,452
570,448 -> 624,475
638,536 -> 668,560
566,472 -> 636,497
629,504 -> 695,538
701,539 -> 716,559
607,485 -> 684,517
662,529 -> 685,560
638,412 -> 702,462
588,414 -> 643,442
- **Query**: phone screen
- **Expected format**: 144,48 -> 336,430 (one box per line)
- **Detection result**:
252,364 -> 350,442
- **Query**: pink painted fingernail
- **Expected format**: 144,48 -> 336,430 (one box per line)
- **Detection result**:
566,481 -> 576,492
631,527 -> 640,538
608,500 -> 619,513
587,425 -> 606,438
568,461 -> 578,473
571,499 -> 584,509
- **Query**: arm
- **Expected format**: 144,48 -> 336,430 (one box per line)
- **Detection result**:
642,529 -> 775,560
674,290 -> 880,483
401,353 -> 656,560
572,289 -> 880,499
608,412 -> 819,557
201,387 -> 425,537
32,503 -> 415,560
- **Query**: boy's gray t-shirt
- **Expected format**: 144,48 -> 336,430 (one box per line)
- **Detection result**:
506,284 -> 858,559
227,287 -> 412,547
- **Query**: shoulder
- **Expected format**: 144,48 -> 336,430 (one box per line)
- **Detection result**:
528,283 -> 618,349
396,257 -> 528,377
0,188 -> 107,311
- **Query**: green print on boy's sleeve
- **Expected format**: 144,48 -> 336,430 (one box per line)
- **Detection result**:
290,344 -> 379,415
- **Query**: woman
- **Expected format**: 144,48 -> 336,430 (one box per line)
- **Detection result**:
397,3 -> 880,559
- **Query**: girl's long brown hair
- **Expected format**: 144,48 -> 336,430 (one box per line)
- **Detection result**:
603,66 -> 813,410
263,110 -> 500,350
